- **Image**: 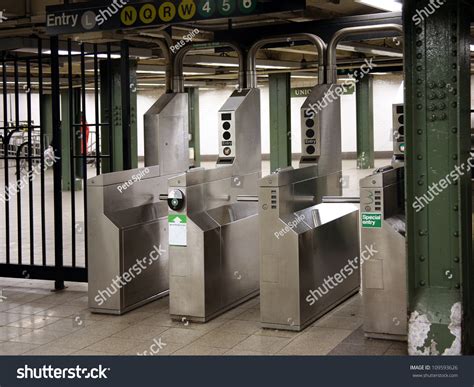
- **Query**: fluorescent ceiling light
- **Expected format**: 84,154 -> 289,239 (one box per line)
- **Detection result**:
470,44 -> 474,51
292,75 -> 317,79
7,81 -> 40,85
42,50 -> 120,58
338,43 -> 403,58
137,70 -> 202,76
184,72 -> 207,75
197,62 -> 294,69
86,53 -> 121,59
138,83 -> 165,87
256,64 -> 292,70
137,70 -> 166,75
356,0 -> 402,12
196,62 -> 239,67
44,50 -> 81,55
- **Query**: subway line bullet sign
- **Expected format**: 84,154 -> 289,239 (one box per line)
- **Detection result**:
46,0 -> 305,35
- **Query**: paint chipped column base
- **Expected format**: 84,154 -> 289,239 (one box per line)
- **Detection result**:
408,289 -> 462,355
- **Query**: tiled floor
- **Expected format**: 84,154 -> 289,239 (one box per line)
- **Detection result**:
0,278 -> 407,356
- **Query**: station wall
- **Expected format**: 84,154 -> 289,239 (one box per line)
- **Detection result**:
2,74 -> 472,160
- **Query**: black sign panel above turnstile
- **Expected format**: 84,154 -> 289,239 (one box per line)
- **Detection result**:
45,0 -> 306,35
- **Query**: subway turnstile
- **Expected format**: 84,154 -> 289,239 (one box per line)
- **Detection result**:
360,166 -> 407,341
87,91 -> 189,315
168,88 -> 261,322
259,166 -> 360,331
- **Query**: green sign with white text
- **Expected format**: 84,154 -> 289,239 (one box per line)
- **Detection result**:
361,213 -> 382,229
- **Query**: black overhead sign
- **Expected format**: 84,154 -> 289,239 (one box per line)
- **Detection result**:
45,0 -> 306,35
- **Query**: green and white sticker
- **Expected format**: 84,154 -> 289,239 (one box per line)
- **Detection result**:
361,213 -> 382,229
168,215 -> 187,246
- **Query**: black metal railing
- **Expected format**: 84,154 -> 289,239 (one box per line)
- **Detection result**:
0,37 -> 128,289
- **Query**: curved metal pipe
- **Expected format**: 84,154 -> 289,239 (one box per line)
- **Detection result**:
326,24 -> 403,84
156,34 -> 174,93
128,31 -> 174,93
247,33 -> 326,89
173,42 -> 244,93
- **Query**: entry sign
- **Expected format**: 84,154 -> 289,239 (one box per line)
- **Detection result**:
361,213 -> 382,229
169,215 -> 187,246
45,0 -> 306,35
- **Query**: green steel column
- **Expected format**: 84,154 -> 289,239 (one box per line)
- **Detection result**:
186,87 -> 201,167
60,89 -> 82,191
99,59 -> 138,173
39,94 -> 53,145
405,0 -> 472,355
356,74 -> 374,169
269,73 -> 291,172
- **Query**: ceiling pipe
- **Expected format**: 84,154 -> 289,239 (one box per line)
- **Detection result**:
25,0 -> 32,17
326,23 -> 403,83
247,33 -> 326,89
126,31 -> 174,93
173,41 -> 244,93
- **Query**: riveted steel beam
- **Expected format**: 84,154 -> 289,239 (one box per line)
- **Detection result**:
405,0 -> 472,355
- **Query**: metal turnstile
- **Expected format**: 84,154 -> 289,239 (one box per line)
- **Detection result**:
168,87 -> 261,322
299,83 -> 343,199
259,166 -> 360,331
88,167 -> 170,315
258,36 -> 356,330
88,91 -> 189,315
360,166 -> 407,340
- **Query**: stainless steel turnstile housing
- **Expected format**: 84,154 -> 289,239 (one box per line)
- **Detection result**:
168,88 -> 261,322
259,79 -> 357,331
259,166 -> 360,331
87,167 -> 170,315
88,92 -> 189,315
360,166 -> 407,340
299,84 -> 343,200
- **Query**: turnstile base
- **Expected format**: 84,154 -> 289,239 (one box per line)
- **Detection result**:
90,290 -> 169,316
364,332 -> 407,342
171,290 -> 259,323
261,289 -> 359,332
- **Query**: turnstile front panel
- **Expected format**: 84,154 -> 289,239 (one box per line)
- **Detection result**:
360,167 -> 407,340
122,218 -> 169,309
